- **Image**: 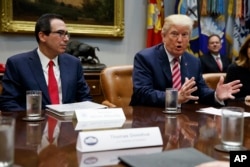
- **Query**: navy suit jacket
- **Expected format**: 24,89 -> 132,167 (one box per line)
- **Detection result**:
0,49 -> 92,111
199,53 -> 231,73
130,43 -> 216,107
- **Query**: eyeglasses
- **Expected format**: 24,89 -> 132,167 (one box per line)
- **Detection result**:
50,30 -> 70,38
169,31 -> 189,39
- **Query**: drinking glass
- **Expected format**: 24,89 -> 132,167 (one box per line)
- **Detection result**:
0,116 -> 15,167
24,90 -> 44,121
214,106 -> 246,152
163,88 -> 180,114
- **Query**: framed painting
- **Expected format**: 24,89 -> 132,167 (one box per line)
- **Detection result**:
0,0 -> 124,37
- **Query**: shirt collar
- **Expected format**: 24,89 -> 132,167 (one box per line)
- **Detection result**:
37,47 -> 59,68
164,46 -> 182,63
211,53 -> 221,59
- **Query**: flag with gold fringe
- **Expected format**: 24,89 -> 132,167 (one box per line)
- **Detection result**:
146,0 -> 164,48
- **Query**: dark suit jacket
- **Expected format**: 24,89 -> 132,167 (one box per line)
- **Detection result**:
225,63 -> 250,101
0,49 -> 92,111
199,53 -> 231,73
130,43 -> 216,107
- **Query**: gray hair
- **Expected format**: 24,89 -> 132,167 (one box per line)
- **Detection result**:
161,14 -> 194,35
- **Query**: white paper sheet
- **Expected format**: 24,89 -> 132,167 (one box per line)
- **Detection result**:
46,101 -> 107,116
196,107 -> 250,117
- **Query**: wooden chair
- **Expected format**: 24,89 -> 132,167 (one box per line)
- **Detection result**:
100,65 -> 133,107
202,73 -> 226,90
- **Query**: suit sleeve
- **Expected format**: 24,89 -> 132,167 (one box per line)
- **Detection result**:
0,58 -> 26,111
130,52 -> 165,107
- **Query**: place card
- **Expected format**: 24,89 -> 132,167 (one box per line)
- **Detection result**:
77,146 -> 162,167
76,127 -> 163,152
74,119 -> 126,131
74,108 -> 126,130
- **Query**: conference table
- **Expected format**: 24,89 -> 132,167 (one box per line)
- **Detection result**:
1,100 -> 250,167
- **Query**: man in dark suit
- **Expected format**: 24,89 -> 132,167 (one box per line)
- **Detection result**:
199,34 -> 231,73
130,14 -> 241,107
0,13 -> 92,111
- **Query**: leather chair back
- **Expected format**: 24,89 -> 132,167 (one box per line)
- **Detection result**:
202,73 -> 226,90
100,65 -> 133,107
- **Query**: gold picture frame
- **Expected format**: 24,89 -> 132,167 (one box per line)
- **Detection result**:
0,0 -> 124,38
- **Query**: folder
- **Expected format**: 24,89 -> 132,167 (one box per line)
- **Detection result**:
119,147 -> 214,167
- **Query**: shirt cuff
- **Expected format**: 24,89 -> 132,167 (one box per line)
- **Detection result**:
214,92 -> 225,105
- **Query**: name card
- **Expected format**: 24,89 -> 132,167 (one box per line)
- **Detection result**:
75,119 -> 126,131
77,147 -> 162,167
76,127 -> 163,152
74,108 -> 126,130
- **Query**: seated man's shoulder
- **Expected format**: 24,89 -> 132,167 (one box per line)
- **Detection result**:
199,54 -> 210,60
8,50 -> 35,62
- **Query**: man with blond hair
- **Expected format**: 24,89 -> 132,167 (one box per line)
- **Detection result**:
130,14 -> 241,107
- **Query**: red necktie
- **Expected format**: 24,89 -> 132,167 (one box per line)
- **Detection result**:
215,57 -> 223,71
48,116 -> 57,144
172,58 -> 181,90
48,60 -> 59,104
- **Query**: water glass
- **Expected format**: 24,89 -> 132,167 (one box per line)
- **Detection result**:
26,90 -> 42,119
0,116 -> 15,167
221,107 -> 244,147
215,106 -> 246,152
163,88 -> 179,113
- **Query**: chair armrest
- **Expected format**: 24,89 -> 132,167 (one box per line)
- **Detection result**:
102,100 -> 117,108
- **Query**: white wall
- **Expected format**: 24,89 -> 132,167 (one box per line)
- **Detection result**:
0,0 -> 147,67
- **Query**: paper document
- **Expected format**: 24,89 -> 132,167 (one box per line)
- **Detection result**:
46,101 -> 107,116
197,107 -> 250,117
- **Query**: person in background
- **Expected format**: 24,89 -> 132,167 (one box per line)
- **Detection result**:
199,34 -> 231,73
0,13 -> 92,111
130,14 -> 242,107
225,35 -> 250,101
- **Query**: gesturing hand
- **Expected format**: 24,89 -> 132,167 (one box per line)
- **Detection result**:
215,76 -> 242,101
178,77 -> 199,104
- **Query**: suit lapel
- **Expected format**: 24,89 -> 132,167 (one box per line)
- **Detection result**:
28,50 -> 50,103
58,55 -> 69,103
157,45 -> 172,82
208,53 -> 220,70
